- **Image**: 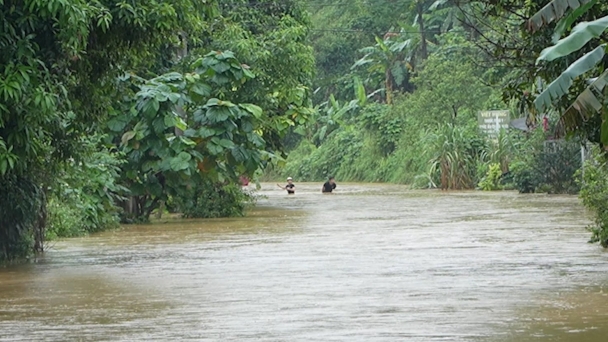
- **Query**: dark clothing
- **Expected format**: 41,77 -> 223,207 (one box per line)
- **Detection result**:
322,182 -> 336,193
285,183 -> 295,194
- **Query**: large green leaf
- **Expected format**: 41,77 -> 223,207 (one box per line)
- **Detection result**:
534,44 -> 606,111
206,106 -> 232,122
528,0 -> 593,32
390,38 -> 414,53
538,16 -> 608,62
558,69 -> 608,139
352,54 -> 374,70
552,0 -> 598,43
391,63 -> 406,87
239,103 -> 263,119
206,138 -> 223,155
169,152 -> 192,171
354,76 -> 367,106
107,115 -> 130,132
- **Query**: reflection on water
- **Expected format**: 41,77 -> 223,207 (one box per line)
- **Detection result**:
1,183 -> 608,341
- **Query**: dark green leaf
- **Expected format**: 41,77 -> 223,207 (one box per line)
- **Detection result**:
107,115 -> 130,132
140,98 -> 160,118
239,103 -> 263,119
217,139 -> 235,149
231,147 -> 249,162
198,127 -> 215,138
211,62 -> 230,73
191,83 -> 211,96
206,140 -> 223,155
206,106 -> 231,122
169,152 -> 192,171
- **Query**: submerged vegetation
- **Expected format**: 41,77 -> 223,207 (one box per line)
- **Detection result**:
2,0 -> 608,262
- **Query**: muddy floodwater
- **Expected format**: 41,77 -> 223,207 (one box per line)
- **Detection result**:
1,183 -> 608,341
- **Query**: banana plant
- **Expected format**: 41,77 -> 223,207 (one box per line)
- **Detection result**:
310,94 -> 359,145
352,28 -> 419,104
529,0 -> 608,145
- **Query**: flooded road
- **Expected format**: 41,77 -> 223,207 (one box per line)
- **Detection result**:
1,183 -> 608,341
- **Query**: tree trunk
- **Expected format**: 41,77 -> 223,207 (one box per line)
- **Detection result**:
385,68 -> 393,105
417,1 -> 428,60
33,189 -> 47,254
156,200 -> 164,219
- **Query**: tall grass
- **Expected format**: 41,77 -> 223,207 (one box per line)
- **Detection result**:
427,123 -> 486,190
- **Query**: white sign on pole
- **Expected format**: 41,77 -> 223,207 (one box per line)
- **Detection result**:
478,110 -> 510,137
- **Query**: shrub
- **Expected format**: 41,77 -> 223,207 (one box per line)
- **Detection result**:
428,123 -> 487,190
509,129 -> 581,194
479,163 -> 502,191
534,140 -> 581,194
510,161 -> 537,193
282,127 -> 365,181
0,176 -> 43,262
46,197 -> 87,240
46,139 -> 123,239
174,178 -> 255,219
577,151 -> 608,247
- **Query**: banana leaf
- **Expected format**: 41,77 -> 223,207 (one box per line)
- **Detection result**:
534,44 -> 606,111
528,0 -> 593,32
557,69 -> 608,141
538,16 -> 608,62
552,0 -> 598,43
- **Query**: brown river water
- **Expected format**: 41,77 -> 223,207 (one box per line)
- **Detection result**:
1,183 -> 608,341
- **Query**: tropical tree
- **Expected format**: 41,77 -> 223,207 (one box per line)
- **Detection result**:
109,51 -> 279,222
0,0 -> 219,261
352,30 -> 419,104
208,0 -> 315,152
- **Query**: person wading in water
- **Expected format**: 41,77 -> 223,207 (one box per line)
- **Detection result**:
277,177 -> 296,194
322,176 -> 336,193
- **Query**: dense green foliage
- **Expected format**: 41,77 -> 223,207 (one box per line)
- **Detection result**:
474,0 -> 608,245
579,150 -> 608,247
110,52 -> 271,222
0,176 -> 44,262
0,0 -> 192,261
3,0 -> 608,261
173,178 -> 254,219
0,0 -> 315,262
46,138 -> 124,239
276,0 -> 597,242
507,131 -> 582,194
279,26 -> 503,188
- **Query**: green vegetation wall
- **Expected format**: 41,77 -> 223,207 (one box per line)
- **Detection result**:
0,0 -> 316,262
